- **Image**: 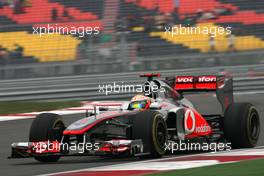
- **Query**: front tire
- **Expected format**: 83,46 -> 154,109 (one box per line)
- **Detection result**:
132,110 -> 167,158
223,103 -> 260,148
29,113 -> 65,162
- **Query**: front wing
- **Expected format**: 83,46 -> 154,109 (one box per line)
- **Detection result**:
9,139 -> 143,159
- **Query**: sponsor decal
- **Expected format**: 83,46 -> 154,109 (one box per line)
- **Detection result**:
176,76 -> 217,83
184,109 -> 195,134
195,124 -> 211,133
176,76 -> 194,83
184,109 -> 211,135
198,76 -> 217,83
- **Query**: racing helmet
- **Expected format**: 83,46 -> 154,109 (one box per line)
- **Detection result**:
129,94 -> 153,110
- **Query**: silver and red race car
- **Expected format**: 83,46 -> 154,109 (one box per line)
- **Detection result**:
9,73 -> 260,162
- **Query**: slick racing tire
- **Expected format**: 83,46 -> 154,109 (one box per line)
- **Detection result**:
29,113 -> 65,162
223,103 -> 260,148
132,110 -> 168,158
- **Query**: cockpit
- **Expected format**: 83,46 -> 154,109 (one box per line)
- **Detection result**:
142,79 -> 181,101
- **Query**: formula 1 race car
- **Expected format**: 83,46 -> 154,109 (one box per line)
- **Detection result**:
9,73 -> 260,162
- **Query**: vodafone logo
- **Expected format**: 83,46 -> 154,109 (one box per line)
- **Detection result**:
176,77 -> 193,83
198,76 -> 217,83
184,109 -> 195,134
195,125 -> 211,133
176,76 -> 216,83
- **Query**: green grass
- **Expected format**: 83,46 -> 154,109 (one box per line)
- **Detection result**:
0,101 -> 81,114
150,159 -> 264,176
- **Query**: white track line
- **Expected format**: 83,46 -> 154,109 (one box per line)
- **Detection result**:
38,147 -> 264,176
0,101 -> 126,122
82,160 -> 220,171
0,109 -> 89,122
234,90 -> 264,95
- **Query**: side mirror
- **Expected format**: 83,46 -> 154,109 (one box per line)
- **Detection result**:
149,102 -> 161,110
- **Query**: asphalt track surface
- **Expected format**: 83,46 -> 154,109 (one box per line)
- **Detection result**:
0,93 -> 263,176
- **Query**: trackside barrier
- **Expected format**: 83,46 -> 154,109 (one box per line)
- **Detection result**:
0,65 -> 264,101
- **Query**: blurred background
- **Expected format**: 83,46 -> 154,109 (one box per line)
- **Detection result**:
0,0 -> 264,79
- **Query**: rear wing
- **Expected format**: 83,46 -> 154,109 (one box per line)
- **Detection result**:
166,75 -> 233,115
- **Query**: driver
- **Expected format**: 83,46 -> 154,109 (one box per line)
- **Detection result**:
129,94 -> 153,110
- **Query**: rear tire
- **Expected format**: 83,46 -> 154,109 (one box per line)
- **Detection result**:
29,113 -> 65,162
223,103 -> 260,148
132,110 -> 167,158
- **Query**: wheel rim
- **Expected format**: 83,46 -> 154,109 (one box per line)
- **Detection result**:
156,121 -> 166,148
249,112 -> 260,140
54,122 -> 64,130
52,121 -> 65,141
